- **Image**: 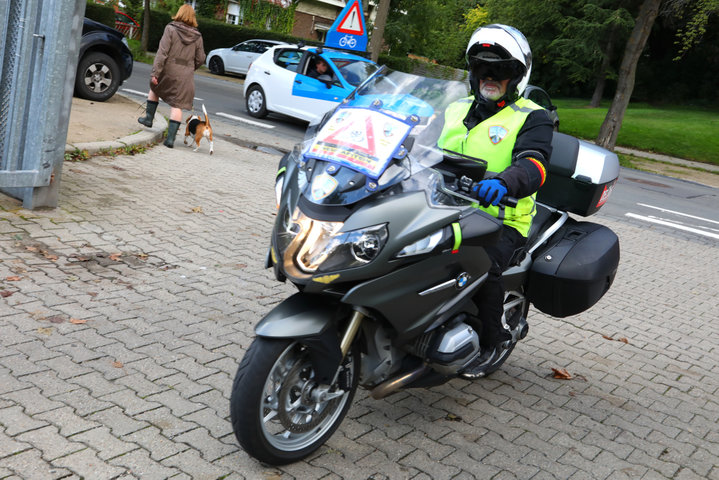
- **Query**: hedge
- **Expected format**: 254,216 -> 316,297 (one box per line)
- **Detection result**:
84,2 -> 115,28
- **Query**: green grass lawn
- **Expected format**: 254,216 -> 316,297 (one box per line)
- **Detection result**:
553,99 -> 719,165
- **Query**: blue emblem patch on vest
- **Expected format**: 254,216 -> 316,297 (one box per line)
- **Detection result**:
488,125 -> 508,145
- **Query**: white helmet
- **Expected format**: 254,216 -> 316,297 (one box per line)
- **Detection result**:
466,24 -> 532,103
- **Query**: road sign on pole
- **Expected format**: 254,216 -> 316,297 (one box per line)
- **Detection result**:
325,0 -> 367,53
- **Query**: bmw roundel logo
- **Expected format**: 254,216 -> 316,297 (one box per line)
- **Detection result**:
456,272 -> 469,289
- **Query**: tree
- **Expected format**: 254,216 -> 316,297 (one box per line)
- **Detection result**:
384,0 -> 476,66
142,0 -> 150,52
596,0 -> 661,149
673,0 -> 719,58
369,0 -> 391,62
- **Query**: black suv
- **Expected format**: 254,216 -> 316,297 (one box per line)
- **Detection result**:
75,18 -> 134,102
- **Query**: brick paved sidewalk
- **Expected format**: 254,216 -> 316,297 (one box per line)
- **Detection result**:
1,129 -> 718,479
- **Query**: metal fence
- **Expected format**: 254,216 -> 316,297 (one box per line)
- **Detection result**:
0,0 -> 85,208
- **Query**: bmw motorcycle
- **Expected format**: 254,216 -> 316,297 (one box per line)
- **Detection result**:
230,68 -> 621,465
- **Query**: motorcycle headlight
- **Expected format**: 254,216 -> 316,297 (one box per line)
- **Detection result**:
396,229 -> 444,257
277,207 -> 388,275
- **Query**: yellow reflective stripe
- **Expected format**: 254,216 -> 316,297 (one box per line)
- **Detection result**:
452,222 -> 462,252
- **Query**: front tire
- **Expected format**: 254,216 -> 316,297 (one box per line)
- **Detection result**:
208,56 -> 225,75
245,85 -> 268,118
230,337 -> 359,465
75,52 -> 120,102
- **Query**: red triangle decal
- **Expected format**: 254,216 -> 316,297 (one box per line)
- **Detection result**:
337,2 -> 364,35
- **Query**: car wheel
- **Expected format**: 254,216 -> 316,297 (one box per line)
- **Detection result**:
208,56 -> 225,75
75,52 -> 120,102
246,85 -> 268,118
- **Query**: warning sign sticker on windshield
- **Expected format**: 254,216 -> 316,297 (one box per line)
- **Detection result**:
307,108 -> 412,179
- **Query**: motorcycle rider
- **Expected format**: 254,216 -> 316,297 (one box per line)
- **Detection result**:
437,24 -> 554,377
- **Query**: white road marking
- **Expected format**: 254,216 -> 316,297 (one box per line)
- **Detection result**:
216,112 -> 275,129
637,203 -> 719,226
122,88 -> 147,97
121,88 -> 202,101
625,212 -> 719,240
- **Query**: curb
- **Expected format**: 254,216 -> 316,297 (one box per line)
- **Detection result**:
64,94 -> 167,155
615,146 -> 719,174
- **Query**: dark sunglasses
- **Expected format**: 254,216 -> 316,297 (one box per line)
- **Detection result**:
471,60 -> 524,80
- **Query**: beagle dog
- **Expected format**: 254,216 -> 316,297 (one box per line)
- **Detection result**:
184,104 -> 214,154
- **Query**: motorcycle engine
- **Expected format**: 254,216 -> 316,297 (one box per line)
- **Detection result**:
408,320 -> 480,375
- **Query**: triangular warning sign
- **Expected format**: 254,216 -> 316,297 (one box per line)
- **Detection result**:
337,1 -> 364,35
322,115 -> 375,155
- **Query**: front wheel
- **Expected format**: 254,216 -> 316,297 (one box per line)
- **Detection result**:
245,85 -> 268,118
230,337 -> 359,465
75,52 -> 120,102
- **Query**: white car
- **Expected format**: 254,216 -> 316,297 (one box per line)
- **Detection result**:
243,45 -> 379,124
206,39 -> 287,76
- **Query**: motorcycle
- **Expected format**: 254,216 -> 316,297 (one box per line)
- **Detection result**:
230,67 -> 621,465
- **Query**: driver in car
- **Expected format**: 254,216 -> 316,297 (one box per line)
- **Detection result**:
437,24 -> 554,378
308,57 -> 333,81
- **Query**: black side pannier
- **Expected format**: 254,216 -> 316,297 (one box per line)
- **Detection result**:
528,219 -> 620,318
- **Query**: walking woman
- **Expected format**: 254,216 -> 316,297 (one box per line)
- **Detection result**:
137,4 -> 206,148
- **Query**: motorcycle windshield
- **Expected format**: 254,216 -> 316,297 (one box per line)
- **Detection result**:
297,68 -> 472,206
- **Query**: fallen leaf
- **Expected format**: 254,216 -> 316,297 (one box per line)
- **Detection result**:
551,368 -> 573,380
44,253 -> 58,261
6,276 -> 22,281
69,318 -> 87,324
112,361 -> 124,368
136,253 -> 148,260
88,292 -> 98,297
109,253 -> 122,261
25,246 -> 38,252
1,290 -> 14,297
191,206 -> 203,213
602,335 -> 614,341
37,327 -> 53,335
445,413 -> 462,422
618,337 -> 629,344
45,316 -> 65,324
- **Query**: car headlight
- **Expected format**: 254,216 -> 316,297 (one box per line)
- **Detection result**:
396,229 -> 444,257
277,207 -> 388,275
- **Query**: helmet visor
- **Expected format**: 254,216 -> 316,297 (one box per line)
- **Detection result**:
470,59 -> 525,81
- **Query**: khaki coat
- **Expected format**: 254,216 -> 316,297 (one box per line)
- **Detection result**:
151,21 -> 206,111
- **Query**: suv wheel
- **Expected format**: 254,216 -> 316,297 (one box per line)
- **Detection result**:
75,52 -> 120,102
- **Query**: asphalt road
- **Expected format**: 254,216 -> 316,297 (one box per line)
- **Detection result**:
122,61 -> 309,143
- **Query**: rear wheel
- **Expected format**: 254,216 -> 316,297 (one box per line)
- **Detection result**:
230,337 -> 359,465
245,85 -> 268,118
208,56 -> 225,75
482,287 -> 529,376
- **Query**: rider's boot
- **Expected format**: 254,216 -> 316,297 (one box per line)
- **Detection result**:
460,323 -> 511,379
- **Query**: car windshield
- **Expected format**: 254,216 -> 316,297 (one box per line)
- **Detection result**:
331,58 -> 380,87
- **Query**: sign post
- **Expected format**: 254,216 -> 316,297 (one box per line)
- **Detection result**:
324,0 -> 368,53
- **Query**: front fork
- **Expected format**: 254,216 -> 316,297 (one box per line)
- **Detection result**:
312,310 -> 365,402
340,310 -> 365,357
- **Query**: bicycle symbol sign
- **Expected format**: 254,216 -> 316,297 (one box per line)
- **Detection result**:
339,35 -> 357,49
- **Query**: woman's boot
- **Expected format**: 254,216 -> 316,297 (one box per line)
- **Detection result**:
138,100 -> 158,127
164,120 -> 181,148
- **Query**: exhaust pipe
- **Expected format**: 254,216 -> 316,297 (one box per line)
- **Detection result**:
370,364 -> 431,400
